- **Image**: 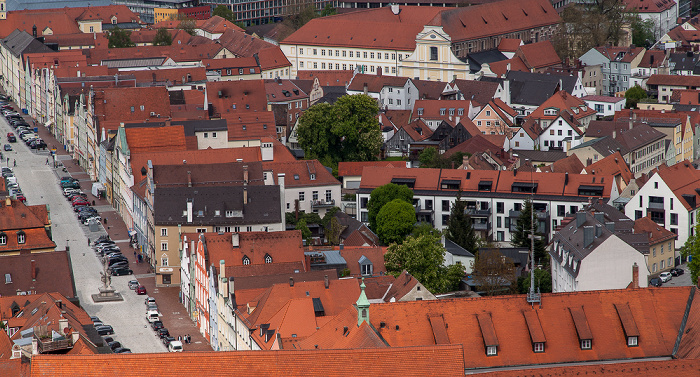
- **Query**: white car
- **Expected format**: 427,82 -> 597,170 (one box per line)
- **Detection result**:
168,340 -> 183,352
659,272 -> 672,282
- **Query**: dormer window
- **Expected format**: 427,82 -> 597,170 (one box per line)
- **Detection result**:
17,231 -> 25,244
264,254 -> 272,264
310,174 -> 316,180
580,339 -> 592,350
242,256 -> 250,265
440,108 -> 446,116
533,342 -> 544,353
627,336 -> 638,347
486,346 -> 497,356
0,233 -> 6,245
225,210 -> 234,218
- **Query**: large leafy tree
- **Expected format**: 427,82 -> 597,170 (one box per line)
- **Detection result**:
625,85 -> 647,109
446,191 -> 479,255
106,27 -> 135,48
681,212 -> 700,284
376,199 -> 416,245
213,5 -> 235,22
384,232 -> 465,294
177,18 -> 197,36
367,183 -> 413,232
295,219 -> 312,244
418,147 -> 468,169
296,94 -> 383,166
510,199 -> 547,264
517,268 -> 552,294
631,16 -> 655,48
152,27 -> 172,46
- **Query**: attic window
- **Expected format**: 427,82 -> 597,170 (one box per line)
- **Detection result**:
197,210 -> 204,217
441,179 -> 460,190
580,339 -> 592,350
391,177 -> 415,188
486,346 -> 497,356
130,106 -> 135,113
417,108 -> 423,116
294,174 -> 300,180
17,231 -> 25,244
512,182 -> 537,193
440,108 -> 446,116
4,273 -> 11,284
478,181 -> 492,191
214,210 -> 221,216
578,185 -> 603,196
265,254 -> 272,264
534,342 -> 544,353
242,256 -> 250,265
0,232 -> 6,245
225,210 -> 234,217
310,174 -> 316,180
242,125 -> 246,131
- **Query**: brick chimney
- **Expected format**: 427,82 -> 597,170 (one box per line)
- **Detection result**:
31,260 -> 36,281
631,262 -> 639,289
187,171 -> 192,188
324,275 -> 329,289
243,165 -> 248,185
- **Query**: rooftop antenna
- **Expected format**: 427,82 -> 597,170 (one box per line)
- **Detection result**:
525,158 -> 541,308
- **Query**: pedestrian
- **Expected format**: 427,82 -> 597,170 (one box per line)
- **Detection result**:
45,158 -> 48,165
87,238 -> 90,246
13,159 -> 16,167
188,334 -> 191,344
178,335 -> 182,341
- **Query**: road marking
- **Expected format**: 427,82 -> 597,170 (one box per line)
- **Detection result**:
172,312 -> 180,315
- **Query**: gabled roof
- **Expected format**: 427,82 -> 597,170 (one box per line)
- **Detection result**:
263,160 -> 340,188
623,0 -> 676,13
0,200 -> 55,253
489,56 -> 530,76
401,119 -> 433,142
199,15 -> 245,34
124,124 -> 188,153
347,73 -> 409,93
412,99 -> 474,120
516,40 -> 561,70
492,359 -> 700,377
655,161 -> 700,210
528,90 -> 596,121
594,46 -> 645,63
206,80 -> 269,115
584,151 -> 632,182
339,246 -> 387,276
0,29 -> 52,58
83,43 -> 226,65
290,306 -> 388,350
30,345 -> 466,376
0,250 -> 75,298
297,70 -> 354,86
93,87 -> 172,131
497,38 -> 523,53
540,154 -> 585,174
647,74 -> 700,87
154,161 -> 264,187
633,216 -> 677,245
449,79 -> 500,105
637,49 -> 665,68
506,70 -> 580,106
191,231 -> 305,270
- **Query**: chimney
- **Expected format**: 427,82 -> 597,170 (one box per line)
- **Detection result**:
5,197 -> 10,207
278,173 -> 286,231
595,224 -> 602,237
324,275 -> 329,289
564,172 -> 569,185
56,300 -> 62,309
243,187 -> 248,205
631,263 -> 639,289
583,226 -> 594,247
629,117 -> 633,130
605,221 -> 615,232
186,199 -> 193,223
219,260 -> 228,297
72,331 -> 79,344
612,129 -> 616,139
289,277 -> 294,287
187,171 -> 192,188
32,24 -> 37,38
391,3 -> 400,14
243,165 -> 248,185
232,233 -> 239,248
594,212 -> 604,224
363,83 -> 368,95
31,260 -> 36,281
58,318 -> 68,334
576,212 -> 586,227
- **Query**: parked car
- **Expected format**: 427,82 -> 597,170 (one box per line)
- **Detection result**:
168,340 -> 183,352
146,303 -> 159,313
128,280 -> 139,290
649,277 -> 663,287
107,341 -> 122,351
16,194 -> 26,202
110,266 -> 133,276
82,216 -> 101,225
659,271 -> 672,282
3,144 -> 10,151
102,336 -> 114,345
145,297 -> 156,306
150,320 -> 163,331
156,328 -> 170,339
162,336 -> 176,346
72,200 -> 89,208
113,347 -> 131,353
90,316 -> 101,323
670,268 -> 685,276
95,325 -> 114,335
136,285 -> 147,295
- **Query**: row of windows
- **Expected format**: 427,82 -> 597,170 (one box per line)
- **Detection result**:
632,154 -> 663,173
297,190 -> 333,202
298,61 -> 397,74
0,232 -> 24,245
301,48 -> 402,61
651,257 -> 674,272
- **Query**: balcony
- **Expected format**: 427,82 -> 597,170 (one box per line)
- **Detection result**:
311,199 -> 335,208
647,201 -> 664,210
414,202 -> 434,214
466,207 -> 490,218
473,221 -> 490,231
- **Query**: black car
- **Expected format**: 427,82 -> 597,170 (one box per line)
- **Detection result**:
107,257 -> 129,266
151,321 -> 164,331
113,347 -> 131,353
96,325 -> 114,335
157,328 -> 170,339
108,341 -> 122,351
102,336 -> 114,345
110,266 -> 133,276
649,277 -> 663,287
162,336 -> 176,346
670,268 -> 685,276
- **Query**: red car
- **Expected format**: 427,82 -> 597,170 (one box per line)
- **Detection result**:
72,200 -> 89,208
136,285 -> 147,295
16,194 -> 26,202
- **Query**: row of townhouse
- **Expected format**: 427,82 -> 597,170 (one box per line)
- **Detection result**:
356,166 -> 618,243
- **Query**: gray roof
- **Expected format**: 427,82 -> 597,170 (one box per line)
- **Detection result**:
304,250 -> 347,266
445,238 -> 475,257
174,119 -> 228,135
506,71 -> 578,107
591,136 -> 628,157
102,58 -> 166,69
0,29 -> 52,58
317,86 -> 347,105
467,49 -> 507,73
669,52 -> 699,72
513,149 -> 567,163
154,186 -> 281,226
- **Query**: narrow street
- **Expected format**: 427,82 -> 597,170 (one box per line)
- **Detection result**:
0,101 -> 209,352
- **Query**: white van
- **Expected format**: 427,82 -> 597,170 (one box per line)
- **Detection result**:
146,310 -> 160,323
168,340 -> 183,352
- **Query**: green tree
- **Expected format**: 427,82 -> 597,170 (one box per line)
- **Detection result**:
625,85 -> 648,109
510,199 -> 547,264
296,219 -> 312,244
418,147 -> 468,169
376,199 -> 417,245
446,191 -> 479,255
283,4 -> 317,30
384,232 -> 465,294
412,222 -> 443,238
152,27 -> 172,46
367,183 -> 414,232
517,268 -> 553,294
106,26 -> 135,48
631,16 -> 655,48
177,18 -> 197,36
213,5 -> 236,22
681,212 -> 700,284
320,3 -> 336,16
326,216 -> 342,245
296,94 -> 383,166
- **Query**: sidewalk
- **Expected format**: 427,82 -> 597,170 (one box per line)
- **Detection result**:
10,101 -> 210,351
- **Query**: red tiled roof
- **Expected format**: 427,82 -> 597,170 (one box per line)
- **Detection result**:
84,44 -> 226,65
0,200 -> 55,253
382,110 -> 412,131
93,87 -> 172,131
490,359 -> 700,377
257,47 -> 292,71
338,161 -> 406,177
369,286 -> 691,369
583,151 -> 633,188
401,119 -> 433,142
338,246 -> 387,276
647,74 -> 700,87
674,89 -> 700,105
656,161 -> 700,210
291,306 -> 388,350
637,49 -> 665,68
200,15 -> 245,34
413,99 -> 475,121
540,154 -> 585,174
497,38 -> 522,52
516,40 -> 561,69
263,160 -> 340,188
207,80 -> 269,116
30,345 -> 466,376
433,0 -> 561,43
594,46 -> 645,63
224,112 -> 278,141
623,0 -> 676,13
282,6 -> 447,51
0,250 -> 75,298
124,124 -> 188,153
633,216 -> 677,245
128,66 -> 207,85
217,29 -> 291,71
489,56 -> 530,76
528,90 -> 597,121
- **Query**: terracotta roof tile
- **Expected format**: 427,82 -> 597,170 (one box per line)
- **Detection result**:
128,66 -> 207,85
489,359 -> 700,377
489,56 -> 530,77
539,153 -> 584,174
633,216 -> 677,244
124,124 -> 188,153
338,246 -> 387,276
93,87 -> 172,131
655,161 -> 700,210
347,74 -> 410,92
30,345 -> 465,376
497,38 -> 523,52
199,15 -> 245,34
0,251 -> 75,298
647,74 -> 700,87
444,134 -> 501,159
515,40 -> 561,70
637,49 -> 666,68
207,80 -> 269,115
528,90 -> 597,121
583,151 -> 633,189
263,160 -> 340,188
338,161 -> 406,177
296,70 -> 354,86
224,112 -> 278,141
623,0 -> 676,13
594,46 -> 645,63
291,306 -> 388,350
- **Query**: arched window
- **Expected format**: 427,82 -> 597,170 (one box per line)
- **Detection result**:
16,231 -> 25,244
0,232 -> 6,245
264,254 -> 272,264
242,256 -> 250,265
